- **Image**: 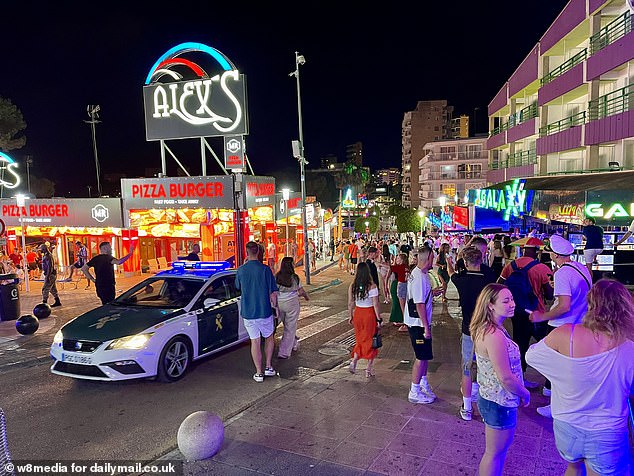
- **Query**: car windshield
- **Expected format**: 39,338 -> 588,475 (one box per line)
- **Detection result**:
113,277 -> 205,309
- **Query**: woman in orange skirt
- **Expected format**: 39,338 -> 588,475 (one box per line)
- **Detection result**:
348,262 -> 382,377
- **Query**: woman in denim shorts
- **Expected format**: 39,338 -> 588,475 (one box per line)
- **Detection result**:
527,279 -> 634,476
470,284 -> 530,476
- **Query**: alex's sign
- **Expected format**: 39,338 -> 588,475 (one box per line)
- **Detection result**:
0,199 -> 123,227
143,72 -> 248,141
122,176 -> 234,210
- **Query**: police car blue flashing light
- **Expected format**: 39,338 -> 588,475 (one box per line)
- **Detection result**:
157,261 -> 232,278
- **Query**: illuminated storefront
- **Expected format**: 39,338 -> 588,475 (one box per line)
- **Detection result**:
0,198 -> 126,271
121,175 -> 275,268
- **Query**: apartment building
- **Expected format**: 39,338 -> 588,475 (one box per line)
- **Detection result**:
486,0 -> 634,185
419,137 -> 489,209
375,168 -> 401,185
402,100 -> 454,208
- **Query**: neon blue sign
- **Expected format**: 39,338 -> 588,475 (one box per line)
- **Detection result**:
473,179 -> 532,220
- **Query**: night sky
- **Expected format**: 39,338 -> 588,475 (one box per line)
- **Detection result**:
2,1 -> 568,197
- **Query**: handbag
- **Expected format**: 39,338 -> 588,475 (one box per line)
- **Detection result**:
371,330 -> 382,349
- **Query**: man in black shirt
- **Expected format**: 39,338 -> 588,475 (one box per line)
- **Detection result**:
365,246 -> 380,292
448,247 -> 496,421
82,241 -> 136,305
185,243 -> 201,261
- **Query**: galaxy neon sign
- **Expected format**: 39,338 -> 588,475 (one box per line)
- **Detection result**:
0,152 -> 21,189
143,42 -> 248,141
473,179 -> 532,220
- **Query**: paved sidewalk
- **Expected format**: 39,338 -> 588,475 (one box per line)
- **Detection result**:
154,286 -> 578,476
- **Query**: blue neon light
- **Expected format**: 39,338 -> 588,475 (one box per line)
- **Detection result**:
157,261 -> 231,278
145,42 -> 234,84
0,151 -> 16,163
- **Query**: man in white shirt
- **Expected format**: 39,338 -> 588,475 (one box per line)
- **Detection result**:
529,234 -> 592,418
404,245 -> 436,404
615,218 -> 634,246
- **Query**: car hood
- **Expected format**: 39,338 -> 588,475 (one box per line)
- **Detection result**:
61,304 -> 185,342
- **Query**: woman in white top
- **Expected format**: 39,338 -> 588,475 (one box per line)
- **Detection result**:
526,279 -> 634,476
470,284 -> 530,476
275,257 -> 309,359
348,262 -> 381,377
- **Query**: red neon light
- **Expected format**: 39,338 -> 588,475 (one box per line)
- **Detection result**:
155,58 -> 206,77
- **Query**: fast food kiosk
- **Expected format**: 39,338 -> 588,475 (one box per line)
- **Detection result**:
0,197 -> 129,273
120,175 -> 275,269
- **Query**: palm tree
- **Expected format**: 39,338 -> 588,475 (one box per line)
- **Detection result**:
333,160 -> 370,237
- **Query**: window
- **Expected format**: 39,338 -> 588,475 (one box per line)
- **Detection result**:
440,183 -> 456,197
202,276 -> 239,304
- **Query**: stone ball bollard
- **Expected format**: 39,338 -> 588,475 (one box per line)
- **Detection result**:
177,411 -> 224,461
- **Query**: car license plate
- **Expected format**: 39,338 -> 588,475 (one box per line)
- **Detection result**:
61,353 -> 92,365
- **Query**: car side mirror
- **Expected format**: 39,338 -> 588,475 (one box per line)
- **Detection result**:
204,298 -> 220,309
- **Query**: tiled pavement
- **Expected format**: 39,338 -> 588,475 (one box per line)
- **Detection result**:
170,288 -> 584,476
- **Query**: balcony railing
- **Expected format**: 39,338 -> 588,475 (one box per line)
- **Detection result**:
419,172 -> 485,181
539,111 -> 587,136
540,49 -> 587,86
590,11 -> 632,55
588,83 -> 634,121
546,166 -> 630,176
490,150 -> 537,170
489,102 -> 538,136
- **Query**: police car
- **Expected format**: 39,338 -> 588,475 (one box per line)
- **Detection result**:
50,261 -> 248,382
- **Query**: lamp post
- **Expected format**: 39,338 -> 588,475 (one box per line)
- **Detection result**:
439,195 -> 447,239
282,188 -> 290,257
418,209 -> 425,246
291,51 -> 310,284
365,220 -> 370,239
15,194 -> 29,292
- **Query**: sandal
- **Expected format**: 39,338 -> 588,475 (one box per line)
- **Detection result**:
366,369 -> 375,378
349,360 -> 357,374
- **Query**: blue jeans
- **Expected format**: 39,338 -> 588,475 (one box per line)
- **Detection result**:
554,419 -> 630,476
477,396 -> 517,430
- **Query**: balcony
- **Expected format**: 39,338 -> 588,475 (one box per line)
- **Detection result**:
540,49 -> 587,86
590,12 -> 631,55
586,84 -> 634,144
421,151 -> 486,162
489,103 -> 538,137
539,111 -> 586,136
490,150 -> 537,170
588,83 -> 634,121
419,172 -> 486,181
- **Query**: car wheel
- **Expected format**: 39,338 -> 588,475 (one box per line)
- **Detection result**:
157,336 -> 191,382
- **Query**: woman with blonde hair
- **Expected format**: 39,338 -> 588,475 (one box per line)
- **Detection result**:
470,283 -> 530,476
348,262 -> 381,377
527,279 -> 634,476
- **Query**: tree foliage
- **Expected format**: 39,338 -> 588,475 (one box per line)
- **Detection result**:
31,176 -> 55,198
395,209 -> 423,233
0,97 -> 26,151
354,216 -> 379,234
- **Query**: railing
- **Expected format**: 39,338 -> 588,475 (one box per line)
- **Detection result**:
590,11 -> 632,55
419,172 -> 485,181
490,150 -> 537,170
546,166 -> 627,176
588,83 -> 634,121
489,102 -> 538,136
539,111 -> 587,136
540,49 -> 587,86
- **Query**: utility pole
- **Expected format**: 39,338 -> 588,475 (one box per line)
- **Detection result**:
85,105 -> 102,197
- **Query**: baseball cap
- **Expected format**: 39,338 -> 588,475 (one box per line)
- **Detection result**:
545,234 -> 574,256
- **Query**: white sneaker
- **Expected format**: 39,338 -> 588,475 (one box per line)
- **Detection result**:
460,406 -> 473,421
537,405 -> 552,418
408,390 -> 434,404
293,337 -> 300,352
264,367 -> 277,377
420,381 -> 437,399
542,387 -> 552,397
253,373 -> 264,383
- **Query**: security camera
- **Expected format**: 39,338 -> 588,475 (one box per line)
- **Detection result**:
297,55 -> 306,65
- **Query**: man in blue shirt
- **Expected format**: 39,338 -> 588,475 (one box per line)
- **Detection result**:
582,217 -> 604,275
236,241 -> 279,382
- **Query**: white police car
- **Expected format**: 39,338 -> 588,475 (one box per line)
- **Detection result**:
50,261 -> 248,382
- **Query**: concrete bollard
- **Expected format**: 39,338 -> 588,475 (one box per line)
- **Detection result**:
177,411 -> 224,461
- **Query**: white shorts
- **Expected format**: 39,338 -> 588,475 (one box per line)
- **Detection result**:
583,249 -> 602,264
243,316 -> 275,339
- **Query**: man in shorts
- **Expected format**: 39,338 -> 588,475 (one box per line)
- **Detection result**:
236,241 -> 279,382
581,217 -> 603,276
404,245 -> 436,404
65,241 -> 90,288
348,239 -> 359,275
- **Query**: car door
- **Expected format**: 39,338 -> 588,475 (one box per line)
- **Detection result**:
196,275 -> 240,355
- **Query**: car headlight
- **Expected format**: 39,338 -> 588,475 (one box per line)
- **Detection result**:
107,333 -> 154,350
53,330 -> 63,344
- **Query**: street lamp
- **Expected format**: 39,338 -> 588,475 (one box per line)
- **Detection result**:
15,194 -> 29,292
418,209 -> 425,246
282,188 -> 290,257
439,195 -> 447,239
290,51 -> 311,284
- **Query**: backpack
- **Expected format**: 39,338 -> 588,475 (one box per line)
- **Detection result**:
505,259 -> 540,313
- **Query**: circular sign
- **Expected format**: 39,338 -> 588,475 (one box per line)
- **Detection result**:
0,218 -> 5,237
